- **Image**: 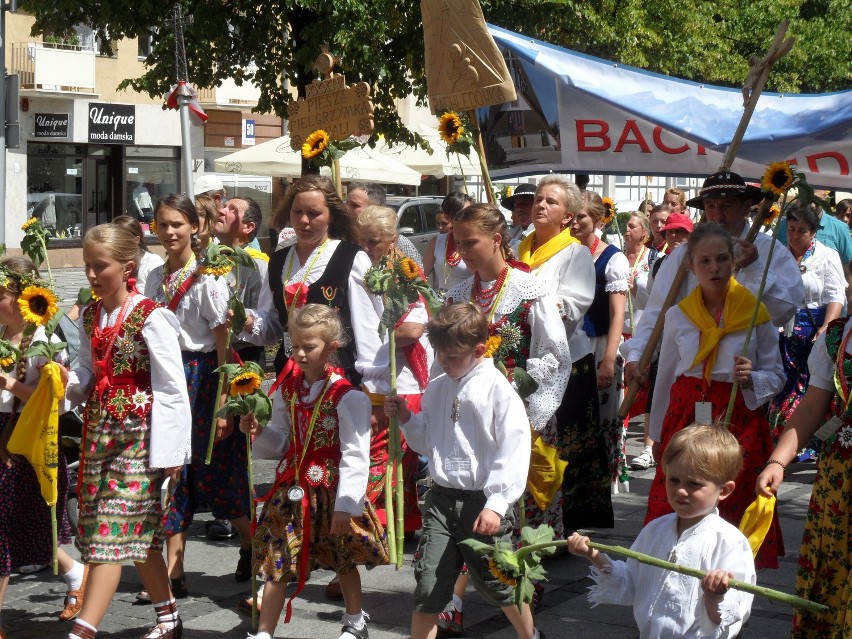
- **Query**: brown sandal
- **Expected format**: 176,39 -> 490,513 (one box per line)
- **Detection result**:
59,564 -> 89,621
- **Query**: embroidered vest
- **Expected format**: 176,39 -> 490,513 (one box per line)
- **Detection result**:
824,317 -> 852,421
583,243 -> 620,337
82,298 -> 158,422
268,242 -> 362,385
277,374 -> 355,489
489,299 -> 533,383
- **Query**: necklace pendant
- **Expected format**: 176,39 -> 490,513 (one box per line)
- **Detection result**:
287,485 -> 305,502
450,397 -> 460,422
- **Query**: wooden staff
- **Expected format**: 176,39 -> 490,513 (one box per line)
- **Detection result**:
468,109 -> 495,205
617,21 -> 794,420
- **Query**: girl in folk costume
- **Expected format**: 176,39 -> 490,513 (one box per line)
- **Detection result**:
240,305 -> 388,639
0,257 -> 80,636
357,206 -> 434,534
142,195 -> 253,594
445,203 -> 571,525
646,223 -> 786,569
66,225 -> 191,639
571,191 -> 630,493
423,191 -> 474,297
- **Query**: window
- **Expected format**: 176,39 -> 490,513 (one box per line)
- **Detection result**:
421,202 -> 440,232
27,143 -> 84,240
138,29 -> 157,60
124,147 -> 180,227
398,204 -> 424,234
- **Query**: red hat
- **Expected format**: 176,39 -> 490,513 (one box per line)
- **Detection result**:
662,212 -> 694,234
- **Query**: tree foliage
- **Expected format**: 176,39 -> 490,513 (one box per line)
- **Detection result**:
20,0 -> 850,147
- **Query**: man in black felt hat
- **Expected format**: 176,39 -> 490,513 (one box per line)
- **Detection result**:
622,170 -> 804,387
503,183 -> 536,244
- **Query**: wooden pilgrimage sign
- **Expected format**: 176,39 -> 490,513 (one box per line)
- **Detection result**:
421,0 -> 516,203
288,50 -> 375,193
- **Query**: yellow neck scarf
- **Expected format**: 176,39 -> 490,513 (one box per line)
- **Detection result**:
518,228 -> 579,271
678,278 -> 770,383
243,246 -> 270,263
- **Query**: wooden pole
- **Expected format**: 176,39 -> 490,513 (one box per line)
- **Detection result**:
467,110 -> 495,204
617,21 -> 794,420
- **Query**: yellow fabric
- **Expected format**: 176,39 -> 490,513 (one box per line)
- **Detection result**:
527,431 -> 569,511
7,362 -> 65,506
677,278 -> 771,384
518,228 -> 580,272
738,493 -> 776,558
244,247 -> 270,263
362,388 -> 386,407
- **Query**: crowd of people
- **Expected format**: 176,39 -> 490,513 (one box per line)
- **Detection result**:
0,170 -> 849,639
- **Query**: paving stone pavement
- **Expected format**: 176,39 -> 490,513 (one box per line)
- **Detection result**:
4,269 -> 812,638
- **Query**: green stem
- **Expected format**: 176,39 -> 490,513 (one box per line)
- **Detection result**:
51,503 -> 58,575
41,237 -> 53,284
722,192 -> 786,426
388,329 -> 405,567
246,427 -> 257,629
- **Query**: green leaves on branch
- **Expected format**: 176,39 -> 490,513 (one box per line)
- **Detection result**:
363,255 -> 441,340
215,361 -> 272,424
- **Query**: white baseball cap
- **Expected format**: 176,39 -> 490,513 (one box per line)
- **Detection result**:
193,174 -> 225,196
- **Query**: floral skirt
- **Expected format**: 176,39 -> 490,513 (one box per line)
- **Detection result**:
0,413 -> 72,575
253,483 -> 389,582
791,428 -> 852,638
554,353 -> 613,530
645,376 -> 784,570
77,407 -> 163,563
164,350 -> 250,534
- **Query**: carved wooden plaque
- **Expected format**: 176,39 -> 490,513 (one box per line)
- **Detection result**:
421,0 -> 517,113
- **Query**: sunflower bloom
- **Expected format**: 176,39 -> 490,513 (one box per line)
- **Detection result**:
18,286 -> 58,326
302,129 -> 330,160
149,220 -> 157,234
230,371 -> 262,396
601,197 -> 616,225
488,558 -> 518,586
0,356 -> 15,369
21,217 -> 39,231
200,264 -> 232,277
399,257 -> 420,280
439,112 -> 465,145
765,204 -> 781,225
484,336 -> 502,358
762,162 -> 794,196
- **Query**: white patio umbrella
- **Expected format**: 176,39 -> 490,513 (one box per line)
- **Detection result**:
378,122 -> 481,179
214,135 -> 423,186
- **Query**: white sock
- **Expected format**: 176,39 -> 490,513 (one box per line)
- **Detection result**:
62,561 -> 85,590
69,618 -> 97,639
247,633 -> 272,639
451,594 -> 464,612
342,610 -> 367,629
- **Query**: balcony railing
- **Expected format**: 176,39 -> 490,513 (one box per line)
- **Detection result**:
11,43 -> 96,92
197,76 -> 260,108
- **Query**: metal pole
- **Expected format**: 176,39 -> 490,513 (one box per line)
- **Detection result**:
176,84 -> 194,198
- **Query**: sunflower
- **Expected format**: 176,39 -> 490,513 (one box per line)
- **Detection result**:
399,257 -> 420,280
0,356 -> 15,369
302,129 -> 330,160
762,161 -> 794,196
765,204 -> 781,225
149,219 -> 157,234
438,111 -> 465,145
230,370 -> 262,396
484,335 -> 502,358
601,197 -> 616,225
21,217 -> 38,231
488,558 -> 518,586
200,264 -> 232,277
18,285 -> 58,326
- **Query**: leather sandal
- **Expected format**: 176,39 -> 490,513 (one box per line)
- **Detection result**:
237,594 -> 263,616
59,564 -> 90,621
234,548 -> 253,582
138,617 -> 183,639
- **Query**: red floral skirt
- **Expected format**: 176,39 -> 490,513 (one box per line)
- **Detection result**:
644,376 -> 784,569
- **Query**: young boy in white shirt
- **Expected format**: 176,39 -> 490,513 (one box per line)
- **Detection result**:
385,303 -> 542,639
567,424 -> 756,638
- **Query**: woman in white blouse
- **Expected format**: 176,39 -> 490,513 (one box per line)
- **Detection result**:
571,191 -> 630,492
768,205 -> 845,454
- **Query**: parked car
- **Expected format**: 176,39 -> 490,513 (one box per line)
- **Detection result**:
386,196 -> 443,259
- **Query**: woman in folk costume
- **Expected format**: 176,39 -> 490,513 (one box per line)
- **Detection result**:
240,304 -> 388,639
515,176 -> 605,533
356,205 -> 434,534
67,225 -> 191,639
646,222 -> 786,569
422,191 -> 474,298
758,313 -> 852,637
143,194 -> 251,593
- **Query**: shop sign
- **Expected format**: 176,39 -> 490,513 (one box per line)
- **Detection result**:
88,103 -> 135,144
34,113 -> 69,138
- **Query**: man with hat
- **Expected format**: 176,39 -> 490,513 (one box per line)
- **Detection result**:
194,174 -> 227,206
503,183 -> 536,244
623,170 -> 803,386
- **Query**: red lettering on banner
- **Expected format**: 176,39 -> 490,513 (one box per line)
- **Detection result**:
576,120 -> 610,151
652,126 -> 689,154
806,152 -> 849,176
697,145 -> 707,156
614,120 -> 651,153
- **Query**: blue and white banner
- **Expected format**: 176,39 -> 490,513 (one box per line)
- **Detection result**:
484,25 -> 852,188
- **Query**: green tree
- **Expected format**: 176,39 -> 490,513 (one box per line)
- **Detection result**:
20,0 -> 849,147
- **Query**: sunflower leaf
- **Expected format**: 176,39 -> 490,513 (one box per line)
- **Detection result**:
214,363 -> 243,379
230,298 -> 247,335
43,307 -> 66,339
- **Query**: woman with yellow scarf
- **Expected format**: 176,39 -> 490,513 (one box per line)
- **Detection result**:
644,223 -> 786,570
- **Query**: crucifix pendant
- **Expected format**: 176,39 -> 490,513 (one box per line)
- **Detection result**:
450,397 -> 460,422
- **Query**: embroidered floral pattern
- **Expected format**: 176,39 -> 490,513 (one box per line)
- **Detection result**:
306,464 -> 325,486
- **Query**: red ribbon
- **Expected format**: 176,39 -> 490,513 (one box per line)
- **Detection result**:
167,271 -> 199,312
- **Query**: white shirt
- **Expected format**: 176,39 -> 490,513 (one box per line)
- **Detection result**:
588,511 -> 755,639
68,297 -> 192,468
525,241 -> 595,361
400,359 -> 531,516
433,233 -> 472,293
808,316 -> 852,392
623,229 -> 803,364
135,251 -> 164,297
798,240 -> 846,309
446,268 -> 571,431
651,302 -> 785,441
251,374 -> 372,515
144,262 -> 229,353
624,246 -> 655,335
242,240 -> 389,393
